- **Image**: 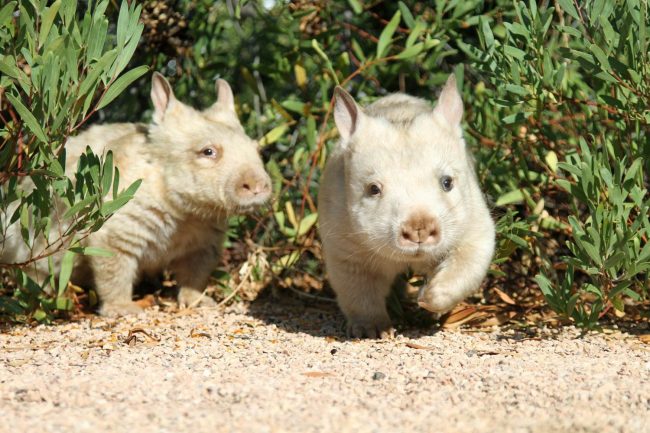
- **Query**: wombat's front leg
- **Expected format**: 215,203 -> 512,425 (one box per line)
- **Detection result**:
327,257 -> 396,339
92,254 -> 143,316
171,247 -> 219,308
418,229 -> 494,313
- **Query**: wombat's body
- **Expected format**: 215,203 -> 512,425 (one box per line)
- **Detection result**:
2,74 -> 271,316
318,76 -> 495,338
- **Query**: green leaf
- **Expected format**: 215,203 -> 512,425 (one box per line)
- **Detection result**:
5,93 -> 48,143
496,189 -> 526,206
296,212 -> 318,237
97,65 -> 149,110
479,16 -> 494,48
398,2 -> 415,29
69,246 -> 115,257
558,0 -> 580,21
58,250 -> 75,297
395,43 -> 424,59
346,0 -> 362,14
38,0 -> 61,48
101,150 -> 113,197
260,124 -> 289,147
376,11 -> 401,58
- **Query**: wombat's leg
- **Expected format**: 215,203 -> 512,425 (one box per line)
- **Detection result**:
93,255 -> 143,316
328,258 -> 396,339
171,248 -> 219,308
418,230 -> 494,313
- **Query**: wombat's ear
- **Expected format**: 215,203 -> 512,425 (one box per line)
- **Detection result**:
151,72 -> 177,123
333,86 -> 362,142
433,74 -> 464,126
214,79 -> 235,112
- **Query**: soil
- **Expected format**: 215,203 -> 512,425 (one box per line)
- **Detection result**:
1,295 -> 649,433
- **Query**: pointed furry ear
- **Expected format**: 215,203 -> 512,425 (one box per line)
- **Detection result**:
215,79 -> 235,112
333,86 -> 362,141
434,74 -> 464,126
151,72 -> 177,123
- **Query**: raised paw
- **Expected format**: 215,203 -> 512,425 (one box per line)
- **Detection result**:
99,301 -> 144,317
417,286 -> 458,313
177,288 -> 217,309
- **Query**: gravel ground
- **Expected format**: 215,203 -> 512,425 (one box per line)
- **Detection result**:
1,296 -> 649,433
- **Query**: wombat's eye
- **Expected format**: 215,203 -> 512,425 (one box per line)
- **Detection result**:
367,182 -> 383,196
440,175 -> 453,192
200,146 -> 219,159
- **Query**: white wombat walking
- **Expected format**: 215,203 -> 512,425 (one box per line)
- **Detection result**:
2,73 -> 271,316
318,75 -> 495,338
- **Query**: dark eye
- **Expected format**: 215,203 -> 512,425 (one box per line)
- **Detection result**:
200,146 -> 219,159
440,175 -> 453,192
367,182 -> 383,196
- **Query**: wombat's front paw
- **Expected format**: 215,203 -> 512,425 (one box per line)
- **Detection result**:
177,288 -> 217,308
417,287 -> 457,313
99,302 -> 144,317
347,317 -> 395,339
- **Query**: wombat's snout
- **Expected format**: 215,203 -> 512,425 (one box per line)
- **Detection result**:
234,168 -> 271,202
399,212 -> 439,246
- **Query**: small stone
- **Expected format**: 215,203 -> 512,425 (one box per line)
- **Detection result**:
372,372 -> 385,380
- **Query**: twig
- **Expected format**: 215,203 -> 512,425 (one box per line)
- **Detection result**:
217,262 -> 254,308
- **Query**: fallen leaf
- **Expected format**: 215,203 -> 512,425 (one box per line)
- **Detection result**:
639,335 -> 650,344
405,342 -> 433,350
302,371 -> 334,378
493,287 -> 517,305
190,328 -> 211,339
135,294 -> 157,308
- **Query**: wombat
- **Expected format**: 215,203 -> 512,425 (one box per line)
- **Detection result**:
318,75 -> 495,338
2,73 -> 271,316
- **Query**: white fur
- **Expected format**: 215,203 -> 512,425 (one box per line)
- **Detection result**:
318,75 -> 495,338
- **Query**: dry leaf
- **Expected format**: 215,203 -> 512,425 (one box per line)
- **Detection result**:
302,371 -> 334,378
441,306 -> 488,328
639,335 -> 650,344
405,342 -> 433,350
190,329 -> 211,339
493,287 -> 517,305
135,295 -> 157,308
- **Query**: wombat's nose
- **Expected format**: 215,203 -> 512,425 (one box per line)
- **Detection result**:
235,169 -> 271,199
400,213 -> 439,246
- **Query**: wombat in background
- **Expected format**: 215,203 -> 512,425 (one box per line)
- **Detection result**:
2,73 -> 271,316
318,75 -> 495,338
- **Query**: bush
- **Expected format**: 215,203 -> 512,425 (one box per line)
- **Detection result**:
1,0 -> 648,328
0,0 -> 146,322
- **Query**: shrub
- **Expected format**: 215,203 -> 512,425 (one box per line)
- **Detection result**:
0,0 -> 147,322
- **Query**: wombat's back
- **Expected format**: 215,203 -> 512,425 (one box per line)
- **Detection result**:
64,123 -> 147,173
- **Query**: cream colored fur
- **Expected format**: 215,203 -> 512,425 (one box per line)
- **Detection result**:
1,73 -> 271,316
318,75 -> 495,338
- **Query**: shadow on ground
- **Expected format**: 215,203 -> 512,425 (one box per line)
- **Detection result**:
246,288 -> 442,340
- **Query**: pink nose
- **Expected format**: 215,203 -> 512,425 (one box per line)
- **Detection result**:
399,212 -> 439,246
235,169 -> 271,199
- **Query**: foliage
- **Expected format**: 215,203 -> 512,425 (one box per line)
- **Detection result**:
1,0 -> 648,328
472,0 -> 649,327
0,0 -> 146,322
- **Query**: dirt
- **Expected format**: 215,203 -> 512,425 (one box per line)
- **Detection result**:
1,296 -> 649,433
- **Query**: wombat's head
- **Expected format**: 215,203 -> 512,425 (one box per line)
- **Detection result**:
148,73 -> 270,216
332,75 -> 477,262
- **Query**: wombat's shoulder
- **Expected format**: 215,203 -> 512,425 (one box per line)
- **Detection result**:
365,93 -> 432,127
